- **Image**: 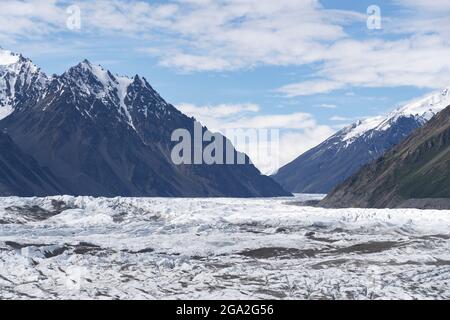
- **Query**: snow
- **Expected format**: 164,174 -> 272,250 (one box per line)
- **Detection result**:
342,86 -> 450,143
0,105 -> 14,120
76,61 -> 135,130
0,49 -> 163,132
0,49 -> 19,66
0,50 -> 20,119
1,195 -> 449,300
397,86 -> 450,118
0,49 -> 48,118
116,76 -> 135,130
342,116 -> 385,142
89,63 -> 110,86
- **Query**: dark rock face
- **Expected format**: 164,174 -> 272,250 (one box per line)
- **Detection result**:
0,131 -> 64,196
273,116 -> 424,194
320,105 -> 450,209
0,54 -> 290,198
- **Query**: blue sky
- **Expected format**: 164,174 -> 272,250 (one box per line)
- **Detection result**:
1,0 -> 450,172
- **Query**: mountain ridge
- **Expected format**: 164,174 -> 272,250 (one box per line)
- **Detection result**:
320,104 -> 450,209
273,87 -> 450,194
0,48 -> 290,198
0,49 -> 48,119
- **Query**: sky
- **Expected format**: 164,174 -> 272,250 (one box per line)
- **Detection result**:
2,0 -> 450,173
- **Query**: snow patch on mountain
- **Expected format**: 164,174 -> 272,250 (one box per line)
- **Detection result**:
342,116 -> 385,142
274,86 -> 450,194
88,62 -> 135,128
116,75 -> 134,129
64,60 -> 138,130
0,49 -> 19,66
0,49 -> 169,130
0,49 -> 49,120
342,87 -> 450,143
0,105 -> 13,120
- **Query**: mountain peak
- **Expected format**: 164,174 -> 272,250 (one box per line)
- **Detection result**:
274,86 -> 450,194
395,85 -> 450,119
0,48 -> 20,66
320,103 -> 450,208
66,61 -> 127,92
60,60 -> 140,129
0,48 -> 42,76
71,59 -> 106,77
1,49 -> 290,198
81,58 -> 91,65
0,48 -> 48,120
338,85 -> 450,144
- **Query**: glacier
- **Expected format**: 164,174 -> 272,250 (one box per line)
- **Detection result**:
0,194 -> 449,300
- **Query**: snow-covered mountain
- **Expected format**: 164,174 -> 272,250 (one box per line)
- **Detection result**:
340,88 -> 450,145
321,102 -> 450,209
273,87 -> 450,194
0,48 -> 290,197
0,48 -> 48,120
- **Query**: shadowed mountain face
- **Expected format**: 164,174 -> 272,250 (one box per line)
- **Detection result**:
0,50 -> 290,198
0,131 -> 64,196
320,105 -> 450,209
273,117 -> 424,194
273,88 -> 450,194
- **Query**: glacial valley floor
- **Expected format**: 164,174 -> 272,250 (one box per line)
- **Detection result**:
0,194 -> 449,300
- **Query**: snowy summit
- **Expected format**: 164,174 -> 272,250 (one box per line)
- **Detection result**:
0,48 -> 19,66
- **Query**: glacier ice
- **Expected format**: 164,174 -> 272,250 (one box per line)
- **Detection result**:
0,195 -> 449,300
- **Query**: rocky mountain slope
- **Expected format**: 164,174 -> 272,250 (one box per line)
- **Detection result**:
0,49 -> 290,197
0,131 -> 64,196
320,104 -> 450,209
0,49 -> 48,119
273,88 -> 450,194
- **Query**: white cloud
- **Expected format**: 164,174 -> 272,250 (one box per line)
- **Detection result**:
274,127 -> 334,173
177,102 -> 260,132
394,0 -> 450,12
316,104 -> 338,109
3,0 -> 450,95
178,103 -> 259,118
162,0 -> 361,71
0,0 -> 64,42
277,80 -> 344,97
159,54 -> 233,72
0,0 -> 361,70
222,113 -> 322,130
330,116 -> 351,121
278,35 -> 450,96
177,102 -> 259,134
177,102 -> 334,173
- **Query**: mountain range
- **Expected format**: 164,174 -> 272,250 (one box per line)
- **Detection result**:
320,103 -> 450,209
0,48 -> 290,198
273,88 -> 450,194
